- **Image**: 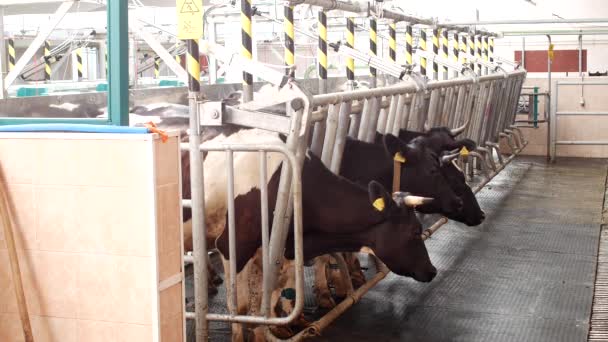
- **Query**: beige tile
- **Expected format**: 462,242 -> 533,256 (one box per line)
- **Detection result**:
31,315 -> 77,342
0,139 -> 36,185
0,184 -> 37,251
159,283 -> 182,323
76,254 -> 116,321
22,251 -> 78,318
76,187 -> 151,256
160,312 -> 183,342
76,139 -> 150,188
157,183 -> 182,281
76,319 -> 115,342
34,139 -> 81,186
35,186 -> 79,253
158,249 -> 181,282
115,323 -> 153,342
112,256 -> 153,325
155,136 -> 180,187
0,313 -> 25,342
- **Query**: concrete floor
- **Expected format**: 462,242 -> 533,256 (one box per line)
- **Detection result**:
189,156 -> 608,341
317,157 -> 607,342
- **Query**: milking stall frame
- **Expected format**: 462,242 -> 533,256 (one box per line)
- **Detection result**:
0,1 -> 533,341
175,1 -> 528,341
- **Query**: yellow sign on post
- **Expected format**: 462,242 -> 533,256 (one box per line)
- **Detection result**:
177,0 -> 203,39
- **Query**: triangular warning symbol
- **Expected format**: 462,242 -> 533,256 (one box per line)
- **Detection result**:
180,0 -> 199,13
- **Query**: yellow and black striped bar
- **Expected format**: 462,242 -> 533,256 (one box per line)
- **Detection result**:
460,34 -> 467,65
8,38 -> 15,71
154,56 -> 161,78
468,33 -> 475,71
475,34 -> 481,75
389,22 -> 396,62
241,0 -> 253,90
346,17 -> 355,81
318,11 -> 328,82
452,32 -> 459,78
284,5 -> 295,75
441,29 -> 448,79
187,39 -> 200,92
420,28 -> 427,77
432,28 -> 439,80
489,37 -> 495,63
369,18 -> 377,79
482,35 -> 488,74
405,24 -> 413,65
76,48 -> 83,80
44,40 -> 51,81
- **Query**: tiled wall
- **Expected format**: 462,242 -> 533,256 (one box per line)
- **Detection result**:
0,132 -> 183,342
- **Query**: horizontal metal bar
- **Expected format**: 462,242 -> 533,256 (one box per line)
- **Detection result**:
223,107 -> 291,134
557,81 -> 608,86
556,141 -> 608,145
0,118 -> 109,125
556,111 -> 608,116
441,18 -> 608,25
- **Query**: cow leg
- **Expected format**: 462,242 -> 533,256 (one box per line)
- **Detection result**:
313,255 -> 336,309
328,253 -> 354,299
221,255 -> 251,342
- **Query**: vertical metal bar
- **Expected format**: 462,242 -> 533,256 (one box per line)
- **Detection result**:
453,32 -> 459,79
420,28 -> 427,77
186,37 -> 207,341
521,37 -> 526,69
533,86 -> 539,128
107,0 -> 129,125
318,11 -> 328,93
427,88 -> 441,127
389,22 -> 396,63
99,41 -> 107,80
330,101 -> 353,172
432,28 -> 439,80
489,37 -> 494,63
357,98 -> 372,141
321,103 -> 341,166
154,55 -> 161,78
369,18 -> 377,88
346,17 -> 355,82
226,151 -> 238,317
284,5 -> 295,73
76,48 -> 84,81
44,40 -> 51,81
475,34 -> 481,76
468,33 -> 475,72
241,0 -> 254,101
385,95 -> 398,133
259,151 -> 270,317
578,34 -> 583,77
482,36 -> 488,75
405,24 -> 413,66
365,97 -> 381,142
547,35 -> 553,162
441,29 -> 448,80
391,94 -> 406,136
376,97 -> 389,135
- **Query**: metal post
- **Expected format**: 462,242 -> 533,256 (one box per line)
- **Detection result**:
482,35 -> 488,75
7,37 -> 14,72
420,28 -> 427,77
389,22 -> 396,63
521,37 -> 526,69
369,18 -> 377,88
405,24 -> 413,66
432,28 -> 439,80
533,86 -> 539,128
241,0 -> 254,101
44,40 -> 51,81
475,34 -> 481,75
547,35 -> 553,162
441,29 -> 448,79
452,32 -> 459,78
460,34 -> 466,65
76,48 -> 84,81
98,41 -> 107,80
107,0 -> 129,126
468,33 -> 475,71
489,37 -> 494,63
318,11 -> 328,93
346,17 -> 355,83
284,5 -> 295,74
578,34 -> 583,77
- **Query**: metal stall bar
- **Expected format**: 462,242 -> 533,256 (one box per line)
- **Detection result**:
284,4 -> 295,73
482,35 -> 488,75
369,17 -> 378,88
441,29 -> 449,79
389,21 -> 397,63
241,0 -> 254,101
452,31 -> 459,79
44,40 -> 51,81
475,34 -> 482,76
489,37 -> 494,63
420,28 -> 428,77
405,24 -> 413,66
468,33 -> 475,72
311,10 -> 329,155
432,28 -> 439,80
154,56 -> 160,78
346,17 -> 355,86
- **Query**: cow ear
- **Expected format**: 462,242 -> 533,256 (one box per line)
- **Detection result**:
368,181 -> 394,213
383,134 -> 417,163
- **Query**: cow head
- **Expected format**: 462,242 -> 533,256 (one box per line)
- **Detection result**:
367,181 -> 437,282
383,134 -> 465,217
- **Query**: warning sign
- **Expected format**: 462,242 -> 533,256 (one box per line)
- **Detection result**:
177,0 -> 203,40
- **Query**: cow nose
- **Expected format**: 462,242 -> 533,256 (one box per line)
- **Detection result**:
481,211 -> 486,220
454,198 -> 464,212
415,266 -> 437,283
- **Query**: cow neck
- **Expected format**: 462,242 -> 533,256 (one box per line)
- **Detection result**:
340,138 -> 394,188
302,154 -> 385,232
297,231 -> 372,261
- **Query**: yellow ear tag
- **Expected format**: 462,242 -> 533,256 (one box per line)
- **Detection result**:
394,152 -> 406,163
372,197 -> 385,211
459,146 -> 469,157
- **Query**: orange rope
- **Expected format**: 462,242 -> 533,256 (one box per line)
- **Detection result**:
144,121 -> 168,143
